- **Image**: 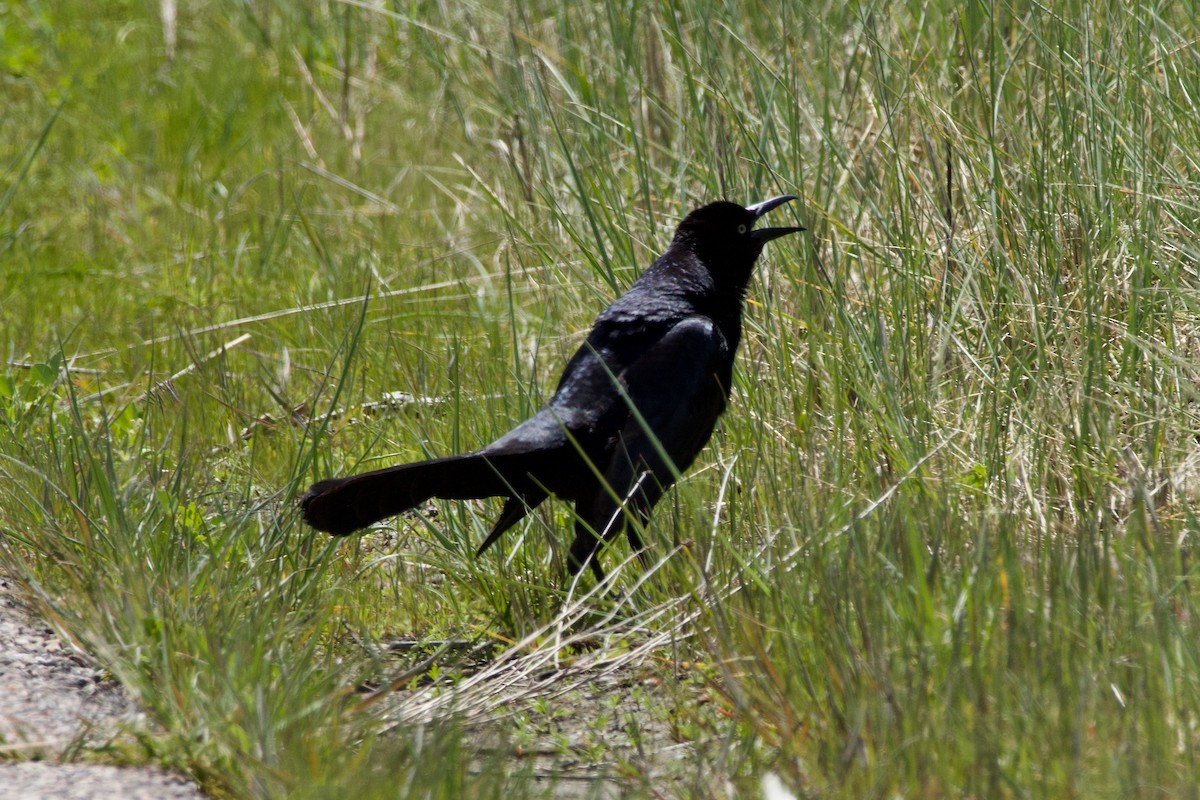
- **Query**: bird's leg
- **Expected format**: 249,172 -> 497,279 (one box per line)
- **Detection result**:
624,525 -> 648,566
568,503 -> 601,577
589,556 -> 607,583
613,470 -> 658,569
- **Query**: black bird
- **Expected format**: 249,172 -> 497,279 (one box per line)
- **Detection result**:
301,195 -> 802,581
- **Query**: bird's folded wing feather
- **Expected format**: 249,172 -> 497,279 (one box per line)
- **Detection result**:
591,315 -> 730,534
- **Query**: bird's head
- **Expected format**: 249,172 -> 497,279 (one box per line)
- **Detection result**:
672,195 -> 803,288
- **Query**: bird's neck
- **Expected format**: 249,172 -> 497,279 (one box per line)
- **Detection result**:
660,249 -> 749,341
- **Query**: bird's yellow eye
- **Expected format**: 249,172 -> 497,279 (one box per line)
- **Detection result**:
737,224 -> 748,235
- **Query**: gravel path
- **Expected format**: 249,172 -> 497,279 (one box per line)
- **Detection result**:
0,576 -> 207,800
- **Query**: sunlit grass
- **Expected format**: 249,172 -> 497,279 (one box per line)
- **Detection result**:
2,0 -> 1199,797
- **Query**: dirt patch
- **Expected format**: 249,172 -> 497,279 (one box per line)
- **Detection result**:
0,762 -> 202,800
372,628 -> 726,797
0,576 -> 206,799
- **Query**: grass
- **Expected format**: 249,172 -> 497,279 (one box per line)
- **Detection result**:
2,0 -> 1200,797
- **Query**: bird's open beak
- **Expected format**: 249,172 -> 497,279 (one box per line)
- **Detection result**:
747,194 -> 804,242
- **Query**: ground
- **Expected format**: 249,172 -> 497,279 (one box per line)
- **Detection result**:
0,576 -> 206,800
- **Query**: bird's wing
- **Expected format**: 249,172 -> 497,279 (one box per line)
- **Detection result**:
569,315 -> 730,570
611,315 -> 730,481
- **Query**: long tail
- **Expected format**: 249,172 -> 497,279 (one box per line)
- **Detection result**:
300,452 -> 547,536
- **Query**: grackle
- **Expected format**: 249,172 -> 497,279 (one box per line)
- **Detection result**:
301,195 -> 802,581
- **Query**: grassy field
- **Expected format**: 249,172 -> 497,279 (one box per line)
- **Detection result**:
3,0 -> 1200,797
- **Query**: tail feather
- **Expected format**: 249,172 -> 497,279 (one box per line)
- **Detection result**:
475,490 -> 549,556
300,452 -> 551,536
